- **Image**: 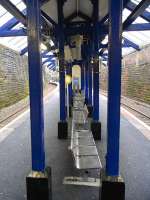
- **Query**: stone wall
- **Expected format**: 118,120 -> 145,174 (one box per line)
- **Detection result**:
0,44 -> 29,109
0,44 -> 49,110
100,45 -> 150,104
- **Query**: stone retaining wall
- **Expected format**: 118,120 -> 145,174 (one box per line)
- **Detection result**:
100,45 -> 150,104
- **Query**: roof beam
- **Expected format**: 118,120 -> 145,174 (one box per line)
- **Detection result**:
78,11 -> 91,22
64,10 -> 91,23
127,23 -> 150,31
126,1 -> 150,22
41,10 -> 57,26
123,0 -> 150,29
123,37 -> 140,50
0,2 -> 54,40
64,11 -> 77,23
20,46 -> 28,55
47,63 -> 55,69
42,58 -> 55,65
99,0 -> 147,55
0,0 -> 26,25
0,29 -> 26,37
42,54 -> 55,58
0,17 -> 19,31
99,36 -> 140,55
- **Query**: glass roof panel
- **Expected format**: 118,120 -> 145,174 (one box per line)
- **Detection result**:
0,0 -> 149,57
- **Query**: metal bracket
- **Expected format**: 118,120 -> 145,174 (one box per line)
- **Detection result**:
63,176 -> 101,187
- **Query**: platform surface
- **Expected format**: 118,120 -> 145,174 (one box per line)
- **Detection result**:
0,88 -> 150,200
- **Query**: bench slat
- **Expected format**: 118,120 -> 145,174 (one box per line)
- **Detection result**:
75,155 -> 102,169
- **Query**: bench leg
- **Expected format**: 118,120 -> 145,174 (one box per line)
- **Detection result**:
26,167 -> 52,200
69,105 -> 72,117
101,174 -> 125,200
91,121 -> 101,140
58,121 -> 68,139
87,105 -> 93,118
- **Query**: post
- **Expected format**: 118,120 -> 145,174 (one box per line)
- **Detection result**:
91,0 -> 101,140
68,63 -> 72,106
26,0 -> 52,199
57,0 -> 68,139
101,0 -> 125,199
87,54 -> 93,117
81,63 -> 85,92
85,61 -> 89,104
66,63 -> 72,117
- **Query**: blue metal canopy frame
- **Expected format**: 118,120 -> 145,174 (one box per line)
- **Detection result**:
0,0 -> 150,198
106,0 -> 123,177
26,0 -> 45,172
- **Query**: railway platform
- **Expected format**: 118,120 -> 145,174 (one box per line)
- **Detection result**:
0,88 -> 150,200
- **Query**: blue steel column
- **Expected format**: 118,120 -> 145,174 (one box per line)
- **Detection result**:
106,0 -> 123,176
85,61 -> 89,104
92,1 -> 99,122
57,0 -> 66,121
27,0 -> 45,171
81,63 -> 85,92
68,63 -> 72,105
88,56 -> 92,107
66,63 -> 72,105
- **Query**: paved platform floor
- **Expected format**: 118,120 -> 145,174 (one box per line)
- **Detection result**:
0,88 -> 150,200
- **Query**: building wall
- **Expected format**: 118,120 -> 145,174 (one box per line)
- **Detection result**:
0,44 -> 29,109
100,45 -> 150,104
0,44 -> 49,110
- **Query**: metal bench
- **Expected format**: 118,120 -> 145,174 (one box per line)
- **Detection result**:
70,93 -> 102,170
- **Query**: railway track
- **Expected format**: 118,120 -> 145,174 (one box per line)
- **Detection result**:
121,102 -> 150,120
0,85 -> 57,127
0,104 -> 29,126
1,92 -> 150,127
101,91 -> 150,123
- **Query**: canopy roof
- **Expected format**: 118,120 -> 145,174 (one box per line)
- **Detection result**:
0,0 -> 150,67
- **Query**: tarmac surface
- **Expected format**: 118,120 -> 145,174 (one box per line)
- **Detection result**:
0,88 -> 150,200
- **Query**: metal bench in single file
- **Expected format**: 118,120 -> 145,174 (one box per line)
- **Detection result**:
70,93 -> 102,170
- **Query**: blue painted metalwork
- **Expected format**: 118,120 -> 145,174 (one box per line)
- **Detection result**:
99,33 -> 140,56
0,29 -> 26,37
42,54 -> 55,59
0,18 -> 18,31
124,37 -> 140,50
106,0 -> 123,176
81,63 -> 85,91
47,64 -> 55,70
20,47 -> 28,56
0,9 -> 26,31
41,10 -> 57,26
72,60 -> 83,65
57,0 -> 66,121
64,23 -> 92,36
41,50 -> 49,57
66,63 -> 72,105
127,23 -> 150,31
0,0 -> 26,25
123,0 -> 150,30
85,61 -> 89,104
92,0 -> 99,121
64,10 -> 91,23
27,0 -> 45,172
88,59 -> 92,106
42,58 -> 55,65
126,1 -> 150,22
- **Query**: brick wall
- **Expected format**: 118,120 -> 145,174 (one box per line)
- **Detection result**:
0,44 -> 29,109
0,44 -> 49,110
100,45 -> 150,104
